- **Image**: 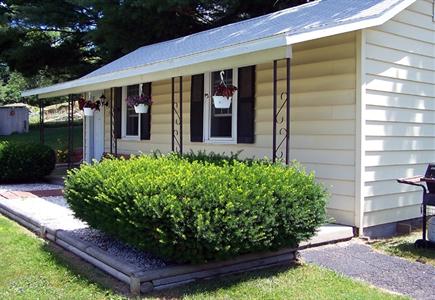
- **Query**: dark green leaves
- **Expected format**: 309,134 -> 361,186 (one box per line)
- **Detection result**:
64,153 -> 328,264
0,141 -> 56,182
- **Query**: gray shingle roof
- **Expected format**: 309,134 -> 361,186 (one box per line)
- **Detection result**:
83,0 -> 411,79
23,0 -> 414,97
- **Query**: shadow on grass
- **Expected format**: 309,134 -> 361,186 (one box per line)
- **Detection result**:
148,264 -> 297,299
40,240 -> 297,299
40,241 -> 130,297
371,233 -> 435,265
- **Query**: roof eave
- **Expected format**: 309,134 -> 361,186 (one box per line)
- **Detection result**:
22,0 -> 416,99
22,33 -> 290,98
286,0 -> 415,45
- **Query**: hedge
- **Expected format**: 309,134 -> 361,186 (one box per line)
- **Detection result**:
64,154 -> 328,264
0,141 -> 56,182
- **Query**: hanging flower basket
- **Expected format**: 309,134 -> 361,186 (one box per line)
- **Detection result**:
83,107 -> 94,116
126,93 -> 153,114
78,97 -> 101,117
134,103 -> 149,113
212,95 -> 232,109
212,71 -> 237,109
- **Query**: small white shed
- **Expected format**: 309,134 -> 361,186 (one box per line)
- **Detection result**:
0,105 -> 29,136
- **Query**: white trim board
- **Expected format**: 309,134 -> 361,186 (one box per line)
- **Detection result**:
355,30 -> 367,232
24,45 -> 290,99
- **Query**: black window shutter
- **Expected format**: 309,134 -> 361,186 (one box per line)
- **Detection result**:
237,66 -> 255,144
140,83 -> 152,140
190,74 -> 204,142
114,87 -> 122,139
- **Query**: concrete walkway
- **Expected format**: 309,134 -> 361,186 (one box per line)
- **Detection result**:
301,241 -> 435,300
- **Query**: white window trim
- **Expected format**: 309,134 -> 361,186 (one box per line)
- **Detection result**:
433,0 -> 435,22
121,84 -> 142,140
203,68 -> 238,144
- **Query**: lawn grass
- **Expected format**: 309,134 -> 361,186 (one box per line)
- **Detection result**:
371,231 -> 435,267
0,215 -> 407,300
0,215 -> 124,300
0,124 -> 82,150
147,264 -> 406,300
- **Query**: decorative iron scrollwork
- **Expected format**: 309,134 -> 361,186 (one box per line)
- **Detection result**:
172,77 -> 183,154
67,95 -> 74,168
110,89 -> 116,155
272,58 -> 291,164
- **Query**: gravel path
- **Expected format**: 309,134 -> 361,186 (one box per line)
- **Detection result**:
0,183 -> 63,192
301,241 -> 435,300
0,186 -> 166,271
0,196 -> 85,231
42,196 -> 69,208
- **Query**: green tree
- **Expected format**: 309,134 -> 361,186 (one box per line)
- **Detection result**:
0,64 -> 65,105
0,64 -> 26,104
1,0 -> 311,79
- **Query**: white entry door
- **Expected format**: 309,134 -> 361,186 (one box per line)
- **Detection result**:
93,107 -> 105,161
85,90 -> 105,163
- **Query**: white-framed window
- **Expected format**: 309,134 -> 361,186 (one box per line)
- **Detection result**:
203,68 -> 238,143
121,84 -> 141,139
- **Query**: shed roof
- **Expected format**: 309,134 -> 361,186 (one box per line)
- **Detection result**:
23,0 -> 415,98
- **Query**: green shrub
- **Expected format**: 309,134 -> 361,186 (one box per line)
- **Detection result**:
0,141 -> 56,182
65,154 -> 328,264
179,150 -> 247,166
161,150 -> 268,166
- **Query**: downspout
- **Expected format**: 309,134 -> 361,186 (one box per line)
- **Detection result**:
355,30 -> 367,235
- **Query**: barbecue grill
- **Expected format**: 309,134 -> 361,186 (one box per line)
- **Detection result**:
397,163 -> 435,248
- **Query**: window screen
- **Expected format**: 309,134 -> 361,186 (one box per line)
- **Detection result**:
126,84 -> 139,136
210,69 -> 233,138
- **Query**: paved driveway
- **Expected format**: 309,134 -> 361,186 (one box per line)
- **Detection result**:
301,241 -> 435,300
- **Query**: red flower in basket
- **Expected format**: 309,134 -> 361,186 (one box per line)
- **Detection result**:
78,97 -> 101,110
214,83 -> 237,98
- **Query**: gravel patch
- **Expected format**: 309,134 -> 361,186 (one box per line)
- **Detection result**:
301,241 -> 435,300
42,196 -> 69,208
0,197 -> 85,231
69,228 -> 167,271
0,183 -> 63,192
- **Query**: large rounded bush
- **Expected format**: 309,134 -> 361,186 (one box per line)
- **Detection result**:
65,154 -> 328,264
0,141 -> 56,182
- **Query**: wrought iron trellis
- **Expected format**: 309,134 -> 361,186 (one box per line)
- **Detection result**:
38,96 -> 44,144
171,76 -> 183,154
67,94 -> 74,168
110,88 -> 117,156
272,58 -> 291,164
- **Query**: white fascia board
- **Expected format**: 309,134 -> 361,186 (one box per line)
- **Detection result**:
23,34 -> 289,98
286,0 -> 415,45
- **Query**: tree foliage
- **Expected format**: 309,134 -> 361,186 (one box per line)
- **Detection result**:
0,64 -> 26,104
0,0 -> 311,95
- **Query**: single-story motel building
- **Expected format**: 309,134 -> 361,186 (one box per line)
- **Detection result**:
23,0 -> 435,237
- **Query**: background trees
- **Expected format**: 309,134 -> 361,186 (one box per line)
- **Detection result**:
0,0 -> 310,104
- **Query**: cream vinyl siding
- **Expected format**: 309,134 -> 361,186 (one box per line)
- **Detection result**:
288,32 -> 357,226
362,0 -> 435,227
103,32 -> 357,226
